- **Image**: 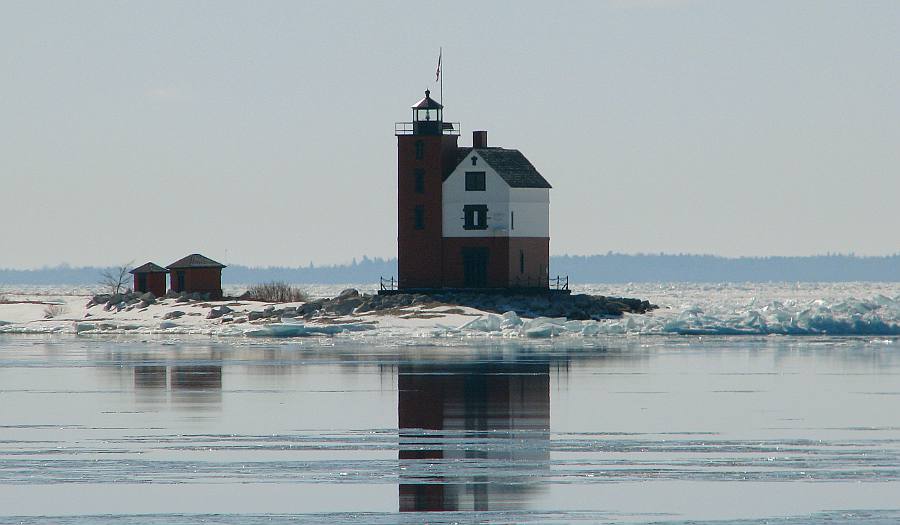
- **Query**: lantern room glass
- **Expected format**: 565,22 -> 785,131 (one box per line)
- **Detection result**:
414,108 -> 442,122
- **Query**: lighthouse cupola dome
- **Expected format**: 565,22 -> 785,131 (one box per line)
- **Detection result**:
411,89 -> 443,135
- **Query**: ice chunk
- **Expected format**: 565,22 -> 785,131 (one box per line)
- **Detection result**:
74,322 -> 96,333
243,322 -> 376,338
244,324 -> 309,338
500,311 -> 523,329
459,314 -> 503,332
524,324 -> 565,338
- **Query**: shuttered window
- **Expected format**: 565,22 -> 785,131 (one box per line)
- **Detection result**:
463,205 -> 488,230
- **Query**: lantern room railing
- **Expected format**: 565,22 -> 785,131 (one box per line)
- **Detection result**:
395,122 -> 460,136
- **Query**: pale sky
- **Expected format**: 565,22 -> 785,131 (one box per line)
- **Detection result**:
1,1 -> 898,269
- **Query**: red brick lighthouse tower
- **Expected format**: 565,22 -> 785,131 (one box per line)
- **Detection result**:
395,90 -> 459,289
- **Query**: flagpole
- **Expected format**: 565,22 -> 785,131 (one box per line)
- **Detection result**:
439,47 -> 443,106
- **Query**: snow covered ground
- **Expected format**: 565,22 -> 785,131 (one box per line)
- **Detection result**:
0,282 -> 897,338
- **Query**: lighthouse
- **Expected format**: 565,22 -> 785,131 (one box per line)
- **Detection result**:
395,90 -> 551,290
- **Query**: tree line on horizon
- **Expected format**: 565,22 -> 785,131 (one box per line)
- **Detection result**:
1,254 -> 897,285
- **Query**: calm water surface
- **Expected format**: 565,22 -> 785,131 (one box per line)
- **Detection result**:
0,335 -> 898,524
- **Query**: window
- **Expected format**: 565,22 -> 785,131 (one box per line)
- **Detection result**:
471,156 -> 478,166
415,141 -> 424,160
414,168 -> 424,193
465,171 -> 486,191
414,205 -> 424,230
520,250 -> 525,274
510,211 -> 515,230
463,205 -> 488,230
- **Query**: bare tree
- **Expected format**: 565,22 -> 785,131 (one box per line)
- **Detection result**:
99,261 -> 133,295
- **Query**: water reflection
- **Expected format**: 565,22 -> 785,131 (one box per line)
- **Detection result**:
398,361 -> 551,512
133,364 -> 223,408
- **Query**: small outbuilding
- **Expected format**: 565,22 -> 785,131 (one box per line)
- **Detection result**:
166,254 -> 226,299
129,262 -> 169,298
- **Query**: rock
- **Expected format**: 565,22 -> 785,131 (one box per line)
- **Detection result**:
338,288 -> 359,298
104,294 -> 123,310
248,311 -> 266,321
328,297 -> 363,315
140,292 -> 156,304
88,294 -> 111,308
162,310 -> 185,320
301,301 -> 324,315
264,305 -> 275,312
176,295 -> 190,303
207,305 -> 233,319
166,290 -> 180,299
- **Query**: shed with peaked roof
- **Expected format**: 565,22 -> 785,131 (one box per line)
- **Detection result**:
129,262 -> 169,297
166,254 -> 226,299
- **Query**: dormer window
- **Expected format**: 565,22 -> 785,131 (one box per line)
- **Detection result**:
465,171 -> 486,191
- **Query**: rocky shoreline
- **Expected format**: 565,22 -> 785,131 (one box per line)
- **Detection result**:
83,288 -> 656,325
305,289 -> 656,321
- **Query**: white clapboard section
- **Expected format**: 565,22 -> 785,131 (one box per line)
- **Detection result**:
443,150 -> 549,238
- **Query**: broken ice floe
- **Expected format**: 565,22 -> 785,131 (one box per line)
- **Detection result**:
439,292 -> 900,337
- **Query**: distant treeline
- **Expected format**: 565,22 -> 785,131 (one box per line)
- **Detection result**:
0,254 -> 897,285
551,253 -> 899,283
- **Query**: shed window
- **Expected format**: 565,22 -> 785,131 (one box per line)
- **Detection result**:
463,205 -> 488,230
415,141 -> 424,160
414,168 -> 425,193
414,205 -> 425,230
465,171 -> 486,191
510,211 -> 515,230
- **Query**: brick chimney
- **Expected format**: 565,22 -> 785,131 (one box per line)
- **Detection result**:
472,130 -> 488,149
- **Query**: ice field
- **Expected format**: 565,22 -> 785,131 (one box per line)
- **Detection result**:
1,282 -> 897,338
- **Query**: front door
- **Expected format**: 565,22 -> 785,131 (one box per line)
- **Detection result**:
137,274 -> 147,292
462,247 -> 489,288
175,271 -> 186,291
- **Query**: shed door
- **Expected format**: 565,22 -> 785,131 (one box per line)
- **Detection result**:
137,274 -> 147,292
175,271 -> 185,291
462,247 -> 489,288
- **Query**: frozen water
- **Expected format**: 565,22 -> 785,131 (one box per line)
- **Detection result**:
1,282 -> 897,338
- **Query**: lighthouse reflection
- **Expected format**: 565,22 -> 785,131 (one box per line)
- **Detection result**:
398,361 -> 551,512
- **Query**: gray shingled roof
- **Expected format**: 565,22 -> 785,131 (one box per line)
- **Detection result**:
167,254 -> 226,269
452,147 -> 552,189
130,262 -> 169,274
